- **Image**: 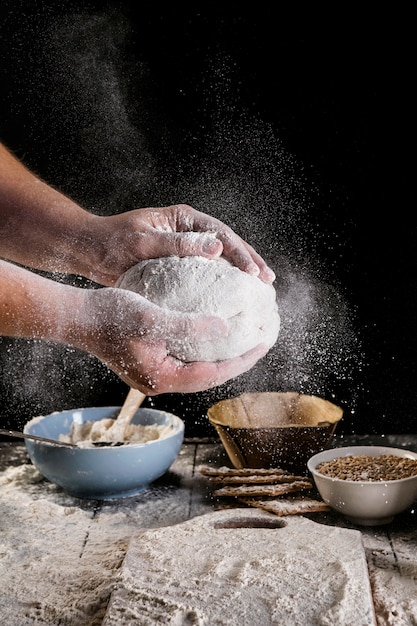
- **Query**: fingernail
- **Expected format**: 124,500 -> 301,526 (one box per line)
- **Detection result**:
264,266 -> 276,283
203,237 -> 222,255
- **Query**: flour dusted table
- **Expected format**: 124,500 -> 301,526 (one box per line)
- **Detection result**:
0,434 -> 416,625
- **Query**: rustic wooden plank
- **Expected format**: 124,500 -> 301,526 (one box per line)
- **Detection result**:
0,441 -> 29,471
373,520 -> 417,624
104,510 -> 376,625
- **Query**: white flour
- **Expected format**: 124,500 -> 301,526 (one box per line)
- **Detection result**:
0,463 -> 194,625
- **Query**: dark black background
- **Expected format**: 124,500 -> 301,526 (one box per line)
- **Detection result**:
0,2 -> 415,436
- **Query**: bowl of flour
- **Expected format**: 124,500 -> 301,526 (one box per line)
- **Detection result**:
23,406 -> 184,499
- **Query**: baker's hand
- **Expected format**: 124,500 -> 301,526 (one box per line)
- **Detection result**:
74,287 -> 269,394
0,146 -> 274,286
0,261 -> 266,394
84,204 -> 275,287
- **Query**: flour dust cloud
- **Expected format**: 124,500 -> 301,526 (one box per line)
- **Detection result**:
0,5 -> 365,434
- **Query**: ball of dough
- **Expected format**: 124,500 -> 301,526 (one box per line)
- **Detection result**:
116,256 -> 280,362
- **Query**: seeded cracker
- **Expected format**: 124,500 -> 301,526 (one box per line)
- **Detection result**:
200,465 -> 327,517
212,480 -> 313,498
206,473 -> 306,485
200,466 -> 289,477
239,496 -> 331,516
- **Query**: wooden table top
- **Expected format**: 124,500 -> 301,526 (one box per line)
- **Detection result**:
0,434 -> 416,625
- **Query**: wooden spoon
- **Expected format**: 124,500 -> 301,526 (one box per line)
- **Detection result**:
103,387 -> 147,443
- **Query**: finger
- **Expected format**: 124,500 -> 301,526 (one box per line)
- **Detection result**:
148,230 -> 275,283
216,234 -> 276,284
179,207 -> 275,284
172,232 -> 223,258
152,232 -> 223,259
132,230 -> 222,262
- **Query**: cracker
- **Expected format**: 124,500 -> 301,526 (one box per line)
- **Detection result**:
238,495 -> 331,516
206,473 -> 306,484
211,479 -> 313,498
200,466 -> 289,477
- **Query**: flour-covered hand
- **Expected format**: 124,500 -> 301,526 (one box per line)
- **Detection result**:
72,287 -> 269,394
81,204 -> 276,286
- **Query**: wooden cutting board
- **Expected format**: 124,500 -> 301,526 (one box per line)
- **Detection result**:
104,509 -> 376,625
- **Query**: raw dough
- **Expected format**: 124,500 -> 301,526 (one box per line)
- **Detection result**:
116,256 -> 280,362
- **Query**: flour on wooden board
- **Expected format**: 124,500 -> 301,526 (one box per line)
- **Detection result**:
1,463 -> 415,625
104,508 -> 376,626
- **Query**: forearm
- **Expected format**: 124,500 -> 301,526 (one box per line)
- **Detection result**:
0,259 -> 85,345
0,143 -> 104,278
0,143 -> 275,288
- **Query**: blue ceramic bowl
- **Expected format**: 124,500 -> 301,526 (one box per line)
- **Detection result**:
23,406 -> 184,499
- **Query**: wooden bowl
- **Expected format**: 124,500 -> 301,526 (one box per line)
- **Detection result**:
207,392 -> 343,472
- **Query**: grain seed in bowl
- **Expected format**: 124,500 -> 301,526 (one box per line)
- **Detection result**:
316,454 -> 417,482
307,446 -> 417,525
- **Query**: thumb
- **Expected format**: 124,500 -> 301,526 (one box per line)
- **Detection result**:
173,232 -> 223,259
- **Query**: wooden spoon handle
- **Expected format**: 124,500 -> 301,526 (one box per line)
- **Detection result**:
109,388 -> 146,440
117,388 -> 147,425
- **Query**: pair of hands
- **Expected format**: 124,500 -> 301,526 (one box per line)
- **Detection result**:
78,204 -> 275,394
0,142 -> 275,395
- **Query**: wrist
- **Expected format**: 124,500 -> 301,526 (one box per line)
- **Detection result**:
63,213 -> 116,285
48,212 -> 107,282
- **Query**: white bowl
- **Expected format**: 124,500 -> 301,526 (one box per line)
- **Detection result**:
308,445 -> 417,525
23,407 -> 185,500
